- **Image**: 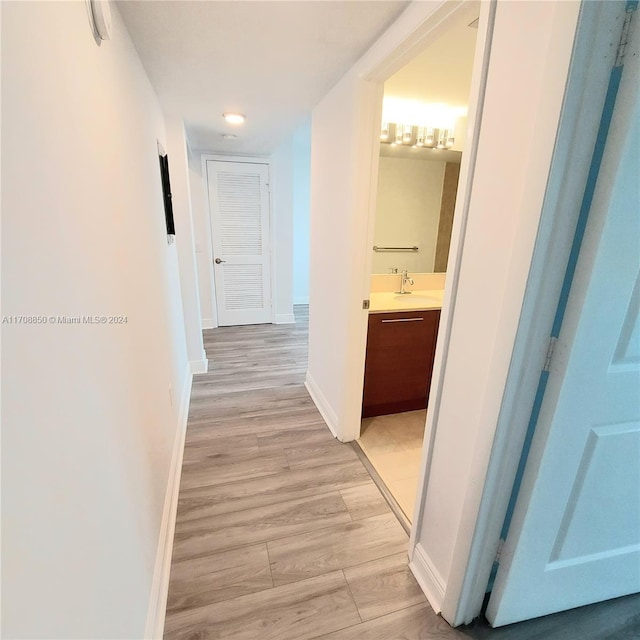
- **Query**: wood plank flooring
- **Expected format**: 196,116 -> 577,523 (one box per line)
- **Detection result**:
165,306 -> 640,640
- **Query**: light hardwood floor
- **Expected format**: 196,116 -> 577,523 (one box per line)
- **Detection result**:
165,306 -> 640,640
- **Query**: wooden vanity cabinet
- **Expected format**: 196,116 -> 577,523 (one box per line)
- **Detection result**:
362,309 -> 440,418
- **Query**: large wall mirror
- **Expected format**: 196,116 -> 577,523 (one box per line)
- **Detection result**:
371,12 -> 477,276
372,146 -> 461,274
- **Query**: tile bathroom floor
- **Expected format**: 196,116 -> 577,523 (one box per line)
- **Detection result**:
358,410 -> 426,522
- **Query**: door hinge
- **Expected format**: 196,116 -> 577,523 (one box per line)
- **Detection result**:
543,336 -> 558,372
615,4 -> 636,67
363,299 -> 370,310
495,538 -> 505,564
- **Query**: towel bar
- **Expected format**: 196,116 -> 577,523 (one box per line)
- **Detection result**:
373,246 -> 419,252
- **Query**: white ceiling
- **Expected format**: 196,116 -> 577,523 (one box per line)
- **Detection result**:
117,1 -> 410,155
384,6 -> 478,108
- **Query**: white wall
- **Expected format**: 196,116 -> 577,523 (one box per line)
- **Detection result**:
307,65 -> 382,437
372,156 -> 445,273
270,141 -> 295,323
270,119 -> 312,315
2,3 -> 190,637
292,120 -> 312,305
165,118 -> 207,370
188,154 -> 217,328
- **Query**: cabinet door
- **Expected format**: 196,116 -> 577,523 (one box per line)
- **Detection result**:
362,310 -> 440,418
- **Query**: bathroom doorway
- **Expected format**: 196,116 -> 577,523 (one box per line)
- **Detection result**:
356,8 -> 478,523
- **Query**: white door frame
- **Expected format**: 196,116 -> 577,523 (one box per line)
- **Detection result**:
442,1 -> 628,624
338,0 -> 612,626
486,2 -> 640,621
201,154 -> 274,327
345,0 -> 497,617
342,0 -> 491,439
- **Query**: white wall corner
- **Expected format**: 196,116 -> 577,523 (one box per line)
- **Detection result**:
201,318 -> 217,330
408,543 -> 445,615
165,117 -> 206,364
190,352 -> 208,374
144,364 -> 192,640
304,372 -> 340,440
274,313 -> 296,325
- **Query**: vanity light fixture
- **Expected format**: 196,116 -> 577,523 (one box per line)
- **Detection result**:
223,112 -> 246,125
381,98 -> 464,149
379,122 -> 454,150
437,129 -> 454,149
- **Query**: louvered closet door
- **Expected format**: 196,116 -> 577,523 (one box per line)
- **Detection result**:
207,161 -> 271,326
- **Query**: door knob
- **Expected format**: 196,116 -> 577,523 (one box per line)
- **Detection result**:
215,258 -> 226,264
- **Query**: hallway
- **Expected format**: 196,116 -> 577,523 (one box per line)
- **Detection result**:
164,306 -> 459,639
164,308 -> 640,640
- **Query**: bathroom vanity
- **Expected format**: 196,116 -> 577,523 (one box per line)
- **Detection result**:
362,290 -> 442,418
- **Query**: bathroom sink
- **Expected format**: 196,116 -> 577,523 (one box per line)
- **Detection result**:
368,290 -> 444,312
393,294 -> 441,305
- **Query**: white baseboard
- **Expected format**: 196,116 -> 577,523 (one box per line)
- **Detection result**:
190,352 -> 208,374
293,296 -> 309,305
274,313 -> 296,324
304,372 -> 339,440
201,317 -> 217,329
145,365 -> 192,639
409,543 -> 445,615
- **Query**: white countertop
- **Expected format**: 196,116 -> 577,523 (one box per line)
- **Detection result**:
369,289 -> 444,313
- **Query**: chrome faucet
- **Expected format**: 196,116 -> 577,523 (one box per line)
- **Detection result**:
396,270 -> 414,294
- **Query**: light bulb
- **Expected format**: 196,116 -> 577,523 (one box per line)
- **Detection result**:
446,131 -> 455,148
223,112 -> 246,125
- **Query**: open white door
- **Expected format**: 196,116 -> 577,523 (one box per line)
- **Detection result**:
207,160 -> 272,326
487,6 -> 640,627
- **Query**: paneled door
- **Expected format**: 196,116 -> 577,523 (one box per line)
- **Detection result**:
207,160 -> 272,326
486,7 -> 639,626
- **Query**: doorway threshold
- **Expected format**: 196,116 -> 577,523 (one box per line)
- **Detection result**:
350,441 -> 411,535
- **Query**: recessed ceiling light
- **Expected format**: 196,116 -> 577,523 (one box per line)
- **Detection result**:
223,113 -> 246,125
221,134 -> 237,139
